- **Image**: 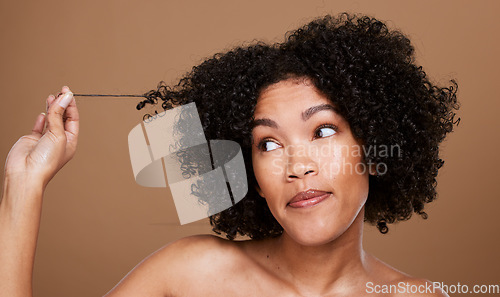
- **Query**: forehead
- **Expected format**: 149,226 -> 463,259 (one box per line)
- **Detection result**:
254,78 -> 332,117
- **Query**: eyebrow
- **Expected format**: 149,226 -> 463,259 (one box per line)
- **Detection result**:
251,104 -> 338,129
251,118 -> 279,129
302,104 -> 338,121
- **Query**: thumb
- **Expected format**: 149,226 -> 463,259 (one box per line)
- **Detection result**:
46,89 -> 74,137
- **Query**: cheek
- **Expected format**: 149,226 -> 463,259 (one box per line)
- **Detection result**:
317,143 -> 369,202
341,157 -> 369,207
251,151 -> 283,196
252,152 -> 293,214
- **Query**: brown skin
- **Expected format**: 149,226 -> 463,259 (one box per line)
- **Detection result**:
0,82 -> 448,297
251,78 -> 371,247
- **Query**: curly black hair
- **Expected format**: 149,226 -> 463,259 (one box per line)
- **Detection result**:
137,13 -> 459,239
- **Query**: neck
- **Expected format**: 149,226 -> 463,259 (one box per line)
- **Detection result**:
269,208 -> 368,295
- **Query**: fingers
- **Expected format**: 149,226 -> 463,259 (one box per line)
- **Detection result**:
62,88 -> 79,139
57,86 -> 73,109
46,95 -> 55,113
32,92 -> 54,138
62,88 -> 79,156
46,88 -> 74,138
31,112 -> 46,138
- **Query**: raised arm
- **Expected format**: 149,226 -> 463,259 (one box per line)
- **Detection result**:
0,87 -> 208,297
0,87 -> 78,297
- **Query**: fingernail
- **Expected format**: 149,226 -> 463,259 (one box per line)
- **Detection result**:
58,92 -> 74,109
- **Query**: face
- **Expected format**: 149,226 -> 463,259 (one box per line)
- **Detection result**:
251,78 -> 370,246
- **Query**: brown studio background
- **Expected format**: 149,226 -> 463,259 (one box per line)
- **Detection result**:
0,0 -> 499,296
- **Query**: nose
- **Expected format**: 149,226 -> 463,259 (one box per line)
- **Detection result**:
285,149 -> 319,180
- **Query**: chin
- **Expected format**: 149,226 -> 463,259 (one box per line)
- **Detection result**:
283,219 -> 351,247
280,204 -> 366,247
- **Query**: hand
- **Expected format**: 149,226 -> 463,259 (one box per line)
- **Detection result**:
4,86 -> 79,188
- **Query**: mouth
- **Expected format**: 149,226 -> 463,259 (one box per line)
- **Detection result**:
287,189 -> 332,209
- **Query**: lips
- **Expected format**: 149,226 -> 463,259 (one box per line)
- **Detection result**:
287,189 -> 332,208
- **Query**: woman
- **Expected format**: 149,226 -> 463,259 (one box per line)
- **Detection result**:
0,14 -> 458,296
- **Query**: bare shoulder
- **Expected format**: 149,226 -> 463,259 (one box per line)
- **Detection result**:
159,234 -> 239,271
364,254 -> 449,297
156,234 -> 242,280
104,234 -> 241,297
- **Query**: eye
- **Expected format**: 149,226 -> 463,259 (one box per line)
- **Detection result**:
258,139 -> 281,152
314,124 -> 337,139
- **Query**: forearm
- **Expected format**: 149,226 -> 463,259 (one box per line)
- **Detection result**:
0,174 -> 45,297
